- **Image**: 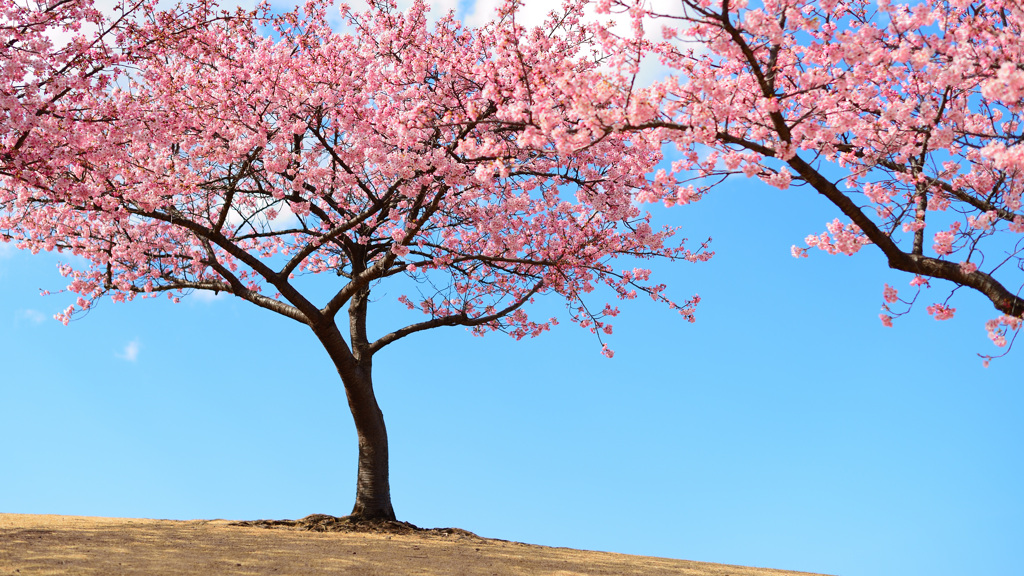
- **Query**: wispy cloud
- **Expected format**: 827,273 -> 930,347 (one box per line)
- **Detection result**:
225,202 -> 299,234
18,309 -> 48,324
464,0 -> 553,28
192,290 -> 227,303
116,339 -> 141,362
462,0 -> 697,87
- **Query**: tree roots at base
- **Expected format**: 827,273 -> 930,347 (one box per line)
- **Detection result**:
230,514 -> 481,539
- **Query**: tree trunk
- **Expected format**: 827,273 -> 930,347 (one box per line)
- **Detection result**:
314,323 -> 396,521
342,364 -> 396,521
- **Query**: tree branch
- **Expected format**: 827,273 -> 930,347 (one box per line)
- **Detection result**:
367,280 -> 544,355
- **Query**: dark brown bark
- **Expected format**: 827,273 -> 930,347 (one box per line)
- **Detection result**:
313,321 -> 396,521
342,363 -> 395,521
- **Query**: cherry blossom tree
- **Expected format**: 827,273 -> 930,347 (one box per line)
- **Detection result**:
1,0 -> 709,520
586,0 -> 1024,362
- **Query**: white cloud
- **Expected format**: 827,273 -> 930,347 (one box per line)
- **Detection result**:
116,339 -> 140,362
461,0 -> 691,88
18,309 -> 47,324
464,0 -> 556,28
351,0 -> 458,21
424,0 -> 461,18
192,290 -> 227,303
226,201 -> 299,234
39,0 -> 261,51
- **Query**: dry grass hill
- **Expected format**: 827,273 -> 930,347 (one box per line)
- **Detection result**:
0,514 -> 831,576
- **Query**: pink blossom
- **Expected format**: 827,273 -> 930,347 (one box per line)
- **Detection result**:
0,0 -> 706,376
926,304 -> 956,320
580,0 -> 1024,342
932,228 -> 957,256
883,284 -> 899,303
985,315 -> 1022,347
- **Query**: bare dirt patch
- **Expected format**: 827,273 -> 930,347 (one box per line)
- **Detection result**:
0,514 -> 831,576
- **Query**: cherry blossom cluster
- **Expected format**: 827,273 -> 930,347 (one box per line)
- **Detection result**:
581,0 -> 1024,359
1,0 -> 708,355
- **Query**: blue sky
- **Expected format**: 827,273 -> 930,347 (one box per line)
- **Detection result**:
4,175 -> 1021,576
3,2 -> 1023,576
